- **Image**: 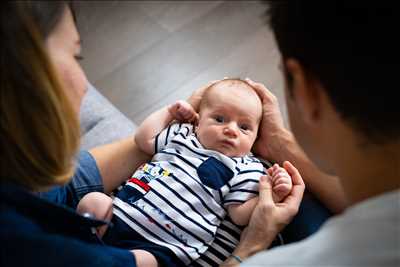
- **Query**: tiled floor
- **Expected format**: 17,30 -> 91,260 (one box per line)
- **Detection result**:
75,1 -> 287,126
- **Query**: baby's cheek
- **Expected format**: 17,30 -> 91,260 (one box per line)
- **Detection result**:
245,135 -> 257,153
196,128 -> 211,148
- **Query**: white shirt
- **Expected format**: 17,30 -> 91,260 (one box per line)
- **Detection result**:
113,123 -> 264,265
242,190 -> 400,266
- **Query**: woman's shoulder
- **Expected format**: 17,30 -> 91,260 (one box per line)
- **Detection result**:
1,210 -> 135,267
0,183 -> 135,267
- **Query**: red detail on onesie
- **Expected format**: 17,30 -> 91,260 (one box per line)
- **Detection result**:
127,178 -> 150,192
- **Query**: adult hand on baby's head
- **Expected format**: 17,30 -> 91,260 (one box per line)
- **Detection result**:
244,78 -> 288,162
168,100 -> 199,123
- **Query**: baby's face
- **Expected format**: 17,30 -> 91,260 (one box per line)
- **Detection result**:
196,81 -> 262,157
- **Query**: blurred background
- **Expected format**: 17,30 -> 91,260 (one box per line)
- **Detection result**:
75,1 -> 286,126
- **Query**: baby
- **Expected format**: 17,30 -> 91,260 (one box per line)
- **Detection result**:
78,79 -> 292,266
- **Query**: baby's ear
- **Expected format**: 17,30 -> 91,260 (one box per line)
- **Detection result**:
192,114 -> 200,126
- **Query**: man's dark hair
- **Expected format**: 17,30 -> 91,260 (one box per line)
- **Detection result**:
267,1 -> 399,143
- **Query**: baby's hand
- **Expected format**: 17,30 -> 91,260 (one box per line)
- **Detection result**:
267,163 -> 293,202
168,100 -> 199,123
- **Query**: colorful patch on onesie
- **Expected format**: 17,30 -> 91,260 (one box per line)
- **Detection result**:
116,163 -> 170,204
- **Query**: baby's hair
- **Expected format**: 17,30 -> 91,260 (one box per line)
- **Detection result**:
199,78 -> 255,109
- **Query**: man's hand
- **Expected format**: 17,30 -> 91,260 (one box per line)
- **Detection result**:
168,100 -> 199,123
244,78 -> 289,161
269,163 -> 293,203
224,161 -> 305,264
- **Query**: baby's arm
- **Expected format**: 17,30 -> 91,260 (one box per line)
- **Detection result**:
228,164 -> 292,226
227,197 -> 259,226
135,100 -> 198,155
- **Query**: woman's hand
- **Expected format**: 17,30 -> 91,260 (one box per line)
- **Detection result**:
222,161 -> 305,266
244,78 -> 289,162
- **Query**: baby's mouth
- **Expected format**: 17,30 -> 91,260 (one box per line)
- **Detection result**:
221,139 -> 235,148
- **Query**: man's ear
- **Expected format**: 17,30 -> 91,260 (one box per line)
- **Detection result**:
285,58 -> 322,125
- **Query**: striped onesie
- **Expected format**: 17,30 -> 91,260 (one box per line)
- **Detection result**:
112,123 -> 265,265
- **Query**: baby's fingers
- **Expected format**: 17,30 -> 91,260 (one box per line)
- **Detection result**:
184,111 -> 197,123
271,167 -> 288,180
273,183 -> 292,198
266,167 -> 274,179
273,175 -> 291,186
179,109 -> 191,119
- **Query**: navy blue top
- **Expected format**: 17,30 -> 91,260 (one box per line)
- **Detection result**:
0,151 -> 136,267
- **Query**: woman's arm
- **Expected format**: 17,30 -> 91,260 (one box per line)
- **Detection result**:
246,78 -> 346,213
89,137 -> 151,194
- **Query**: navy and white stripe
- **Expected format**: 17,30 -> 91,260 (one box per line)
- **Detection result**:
114,123 -> 265,265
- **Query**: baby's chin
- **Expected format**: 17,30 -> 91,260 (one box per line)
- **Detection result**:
210,146 -> 249,158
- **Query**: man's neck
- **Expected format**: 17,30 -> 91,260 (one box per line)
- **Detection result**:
337,139 -> 400,207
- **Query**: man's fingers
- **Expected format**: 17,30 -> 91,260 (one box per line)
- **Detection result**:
244,78 -> 267,92
244,78 -> 269,93
282,182 -> 305,215
258,175 -> 274,205
244,78 -> 277,104
281,161 -> 305,211
245,78 -> 264,87
283,161 -> 304,186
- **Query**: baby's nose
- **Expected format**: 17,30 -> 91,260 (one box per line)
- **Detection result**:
223,124 -> 238,137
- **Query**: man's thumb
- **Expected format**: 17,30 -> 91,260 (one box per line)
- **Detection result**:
258,175 -> 274,204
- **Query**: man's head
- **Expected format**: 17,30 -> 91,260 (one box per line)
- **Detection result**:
196,79 -> 262,157
268,2 -> 399,171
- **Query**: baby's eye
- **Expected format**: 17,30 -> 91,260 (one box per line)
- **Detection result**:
214,115 -> 224,123
240,124 -> 250,131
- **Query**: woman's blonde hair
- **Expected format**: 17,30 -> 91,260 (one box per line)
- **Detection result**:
0,2 -> 80,191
